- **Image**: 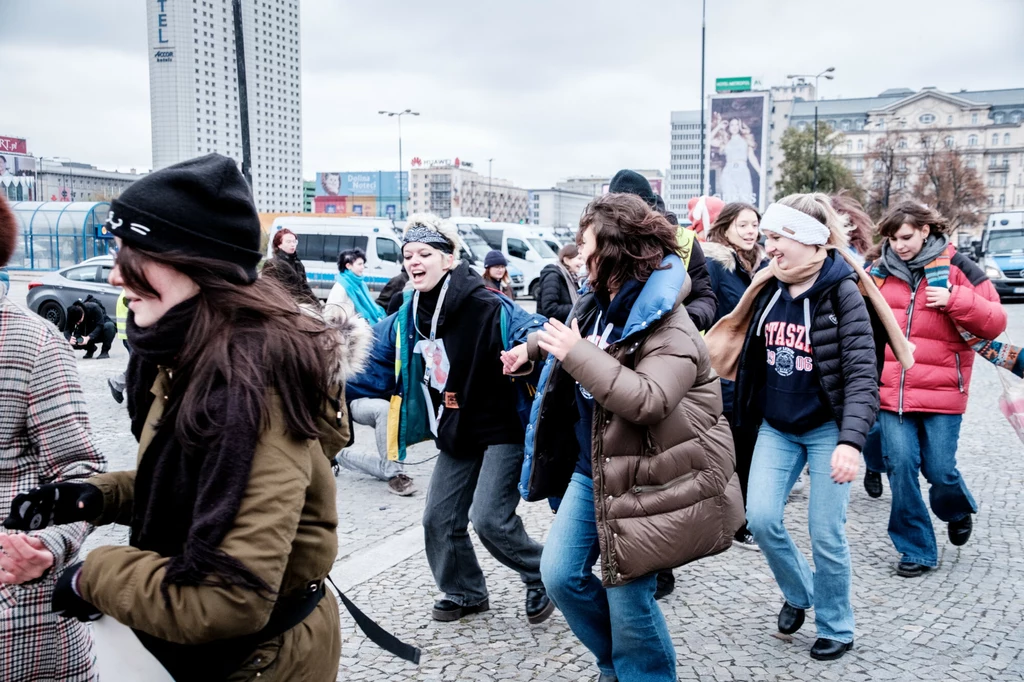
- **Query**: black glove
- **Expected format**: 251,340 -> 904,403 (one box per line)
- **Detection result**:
52,562 -> 101,622
3,482 -> 102,531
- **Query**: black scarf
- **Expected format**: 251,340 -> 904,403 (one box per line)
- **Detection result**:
125,296 -> 272,601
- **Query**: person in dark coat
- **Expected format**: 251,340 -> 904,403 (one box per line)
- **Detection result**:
377,268 -> 410,315
536,243 -> 583,321
261,228 -> 319,307
705,193 -> 913,661
608,169 -> 719,600
65,297 -> 116,359
482,250 -> 516,299
702,202 -> 767,550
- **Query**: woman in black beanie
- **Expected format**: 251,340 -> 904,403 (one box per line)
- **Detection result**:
3,154 -> 367,681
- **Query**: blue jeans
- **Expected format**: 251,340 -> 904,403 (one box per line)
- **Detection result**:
746,421 -> 854,643
862,422 -> 884,474
877,411 -> 977,567
541,473 -> 675,681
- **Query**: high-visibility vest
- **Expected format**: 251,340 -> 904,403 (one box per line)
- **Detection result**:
676,226 -> 696,269
115,290 -> 129,341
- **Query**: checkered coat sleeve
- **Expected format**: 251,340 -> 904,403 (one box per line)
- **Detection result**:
0,297 -> 106,682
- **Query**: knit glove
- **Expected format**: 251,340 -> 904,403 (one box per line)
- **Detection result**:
52,562 -> 101,622
3,482 -> 102,531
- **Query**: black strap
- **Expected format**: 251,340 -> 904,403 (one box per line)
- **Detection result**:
326,575 -> 421,664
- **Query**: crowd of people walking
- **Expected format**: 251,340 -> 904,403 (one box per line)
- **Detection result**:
0,153 -> 1009,681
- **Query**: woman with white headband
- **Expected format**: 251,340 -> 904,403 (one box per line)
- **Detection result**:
704,193 -> 914,661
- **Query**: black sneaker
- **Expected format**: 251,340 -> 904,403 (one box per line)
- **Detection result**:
83,350 -> 95,359
654,570 -> 675,600
96,352 -> 110,360
896,561 -> 932,578
107,377 -> 124,404
948,514 -> 973,546
525,587 -> 555,624
733,528 -> 761,552
431,598 -> 489,622
863,471 -> 883,499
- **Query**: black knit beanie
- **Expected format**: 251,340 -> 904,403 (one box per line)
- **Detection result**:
608,169 -> 658,208
106,154 -> 263,283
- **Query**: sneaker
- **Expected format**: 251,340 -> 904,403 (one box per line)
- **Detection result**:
432,598 -> 489,622
83,350 -> 95,359
733,528 -> 761,552
330,457 -> 341,477
863,471 -> 883,499
948,514 -> 973,546
525,586 -> 555,624
387,473 -> 416,496
107,377 -> 124,404
789,470 -> 807,496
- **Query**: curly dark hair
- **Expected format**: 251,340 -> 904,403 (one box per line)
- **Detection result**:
878,201 -> 950,239
578,193 -> 678,297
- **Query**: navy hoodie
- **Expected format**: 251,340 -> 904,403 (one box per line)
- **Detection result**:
761,252 -> 854,434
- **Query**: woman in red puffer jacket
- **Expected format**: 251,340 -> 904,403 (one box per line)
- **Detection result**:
871,202 -> 1006,580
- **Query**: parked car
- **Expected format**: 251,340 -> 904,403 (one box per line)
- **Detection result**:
25,256 -> 120,330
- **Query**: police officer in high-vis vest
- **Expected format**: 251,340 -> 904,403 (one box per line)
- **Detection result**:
106,290 -> 130,404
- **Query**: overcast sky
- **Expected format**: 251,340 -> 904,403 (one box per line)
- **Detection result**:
1,0 -> 1022,188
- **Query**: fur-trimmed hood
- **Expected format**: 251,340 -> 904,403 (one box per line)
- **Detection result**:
0,195 -> 16,267
702,240 -> 765,274
320,304 -> 373,387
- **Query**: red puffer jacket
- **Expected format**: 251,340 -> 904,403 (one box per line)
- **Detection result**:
878,247 -> 1006,415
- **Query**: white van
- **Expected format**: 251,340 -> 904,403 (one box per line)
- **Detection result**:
267,216 -> 403,299
454,219 -> 557,298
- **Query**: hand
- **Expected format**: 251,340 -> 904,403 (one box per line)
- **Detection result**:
500,344 -> 530,375
830,444 -> 860,484
537,318 -> 583,362
80,336 -> 91,345
4,482 -> 103,531
52,562 -> 101,622
0,533 -> 54,584
925,286 -> 951,309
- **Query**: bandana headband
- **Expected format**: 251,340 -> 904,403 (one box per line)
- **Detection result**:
759,203 -> 830,246
403,226 -> 455,254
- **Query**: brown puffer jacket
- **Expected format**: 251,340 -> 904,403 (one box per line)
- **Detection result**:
524,256 -> 744,586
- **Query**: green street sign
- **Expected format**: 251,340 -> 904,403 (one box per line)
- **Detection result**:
716,77 -> 752,93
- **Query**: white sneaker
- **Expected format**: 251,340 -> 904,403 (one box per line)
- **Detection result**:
789,469 -> 807,497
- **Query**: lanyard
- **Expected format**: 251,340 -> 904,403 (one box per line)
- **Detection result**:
412,274 -> 450,342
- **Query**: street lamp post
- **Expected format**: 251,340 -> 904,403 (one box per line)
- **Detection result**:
487,158 -> 494,219
786,67 -> 835,192
379,109 -> 420,219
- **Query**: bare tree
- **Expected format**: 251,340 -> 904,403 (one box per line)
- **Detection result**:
864,131 -> 908,219
912,136 -> 987,235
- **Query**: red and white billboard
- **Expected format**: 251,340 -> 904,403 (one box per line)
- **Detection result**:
0,136 -> 28,156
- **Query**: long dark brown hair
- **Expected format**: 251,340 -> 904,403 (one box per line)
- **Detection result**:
706,202 -> 763,276
877,201 -> 950,239
116,243 -> 338,448
578,193 -> 678,297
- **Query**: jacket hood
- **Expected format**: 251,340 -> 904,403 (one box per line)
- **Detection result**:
702,240 -> 766,274
319,304 -> 373,387
619,254 -> 690,342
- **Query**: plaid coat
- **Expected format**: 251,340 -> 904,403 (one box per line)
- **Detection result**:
0,296 -> 107,682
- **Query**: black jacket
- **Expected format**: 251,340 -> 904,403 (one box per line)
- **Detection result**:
378,269 -> 409,315
536,264 -> 576,321
65,298 -> 112,340
409,261 -> 523,457
683,241 -> 718,332
262,250 -> 318,306
733,252 -> 880,450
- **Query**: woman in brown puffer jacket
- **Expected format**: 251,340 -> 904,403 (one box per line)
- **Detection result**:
503,193 -> 743,682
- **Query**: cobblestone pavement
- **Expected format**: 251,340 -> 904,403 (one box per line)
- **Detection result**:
9,279 -> 1024,682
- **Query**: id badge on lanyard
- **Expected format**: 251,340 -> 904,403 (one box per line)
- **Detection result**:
413,277 -> 451,437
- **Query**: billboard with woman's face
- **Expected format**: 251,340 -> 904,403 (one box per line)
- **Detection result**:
706,92 -> 769,210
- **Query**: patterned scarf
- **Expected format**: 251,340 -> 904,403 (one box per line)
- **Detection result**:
872,245 -> 1022,375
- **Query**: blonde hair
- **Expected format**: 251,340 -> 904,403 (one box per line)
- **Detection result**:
776,193 -> 851,249
403,212 -> 463,258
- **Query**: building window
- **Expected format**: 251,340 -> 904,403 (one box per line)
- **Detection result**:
1012,111 -> 1023,123
919,113 -> 936,124
944,136 -> 955,148
972,113 -> 979,124
840,120 -> 851,131
994,112 -> 1005,124
968,134 -> 978,146
898,138 -> 908,149
947,115 -> 953,124
993,133 -> 1000,145
857,139 -> 864,151
1005,133 -> 1012,145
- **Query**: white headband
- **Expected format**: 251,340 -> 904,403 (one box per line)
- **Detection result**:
759,203 -> 830,246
